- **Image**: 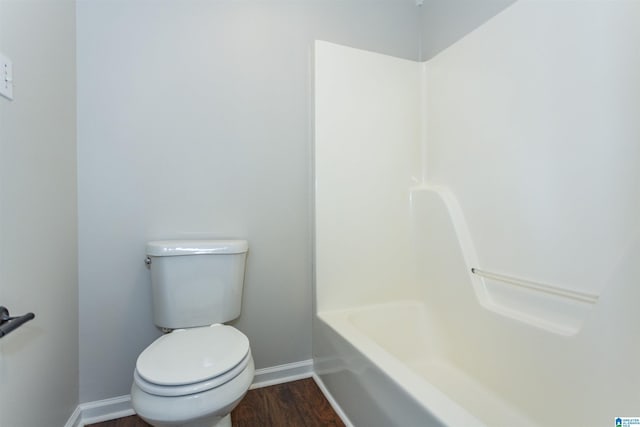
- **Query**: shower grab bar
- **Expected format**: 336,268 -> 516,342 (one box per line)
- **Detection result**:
470,268 -> 599,304
0,306 -> 35,338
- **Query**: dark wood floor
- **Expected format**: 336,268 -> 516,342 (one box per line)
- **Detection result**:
88,378 -> 345,427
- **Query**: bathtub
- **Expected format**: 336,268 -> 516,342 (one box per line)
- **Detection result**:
314,301 -> 538,427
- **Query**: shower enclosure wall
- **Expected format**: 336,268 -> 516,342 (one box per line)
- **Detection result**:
313,1 -> 640,426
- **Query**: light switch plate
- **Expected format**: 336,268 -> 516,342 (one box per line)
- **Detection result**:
0,52 -> 14,100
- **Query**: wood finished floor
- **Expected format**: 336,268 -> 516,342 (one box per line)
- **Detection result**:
87,378 -> 345,427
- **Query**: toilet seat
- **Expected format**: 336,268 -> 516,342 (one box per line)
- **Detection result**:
134,324 -> 251,397
134,351 -> 251,397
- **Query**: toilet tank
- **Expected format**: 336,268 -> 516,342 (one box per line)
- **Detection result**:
145,240 -> 249,329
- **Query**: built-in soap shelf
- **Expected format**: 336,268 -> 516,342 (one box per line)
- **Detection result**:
470,267 -> 598,336
411,185 -> 599,336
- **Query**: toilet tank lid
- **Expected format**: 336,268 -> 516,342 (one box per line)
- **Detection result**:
146,240 -> 248,256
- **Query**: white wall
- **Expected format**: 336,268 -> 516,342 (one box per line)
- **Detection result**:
315,41 -> 421,312
77,0 -> 421,403
0,0 -> 79,426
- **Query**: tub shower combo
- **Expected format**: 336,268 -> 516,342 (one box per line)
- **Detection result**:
312,1 -> 640,426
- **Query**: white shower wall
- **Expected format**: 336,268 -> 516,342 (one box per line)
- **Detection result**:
315,0 -> 640,424
425,0 -> 640,299
422,1 -> 640,421
315,41 -> 422,312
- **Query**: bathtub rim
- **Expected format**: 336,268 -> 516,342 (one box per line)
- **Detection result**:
317,301 -> 486,427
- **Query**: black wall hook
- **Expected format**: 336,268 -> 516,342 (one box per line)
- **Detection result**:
0,306 -> 35,338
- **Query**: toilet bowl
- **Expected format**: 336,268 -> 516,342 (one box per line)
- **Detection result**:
131,324 -> 255,427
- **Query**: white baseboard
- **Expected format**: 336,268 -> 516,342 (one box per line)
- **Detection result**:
250,359 -> 314,389
63,405 -> 83,427
312,373 -> 354,427
65,359 -> 314,426
66,395 -> 135,427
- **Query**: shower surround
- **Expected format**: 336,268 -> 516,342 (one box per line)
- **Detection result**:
313,1 -> 640,425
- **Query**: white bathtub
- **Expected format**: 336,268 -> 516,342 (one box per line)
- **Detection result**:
315,301 -> 538,427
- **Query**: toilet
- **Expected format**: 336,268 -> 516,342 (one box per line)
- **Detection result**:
131,240 -> 254,427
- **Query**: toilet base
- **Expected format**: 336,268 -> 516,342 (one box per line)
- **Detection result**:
217,414 -> 231,427
167,413 -> 230,427
137,412 -> 232,427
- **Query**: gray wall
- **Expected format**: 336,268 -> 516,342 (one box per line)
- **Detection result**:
420,0 -> 516,60
0,0 -> 78,425
77,0 -> 421,403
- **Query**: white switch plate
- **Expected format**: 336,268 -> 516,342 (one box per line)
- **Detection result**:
0,52 -> 14,100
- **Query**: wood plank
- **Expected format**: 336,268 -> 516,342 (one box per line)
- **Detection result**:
87,416 -> 150,427
87,378 -> 345,427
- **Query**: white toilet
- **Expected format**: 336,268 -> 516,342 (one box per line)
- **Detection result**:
131,240 -> 254,427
